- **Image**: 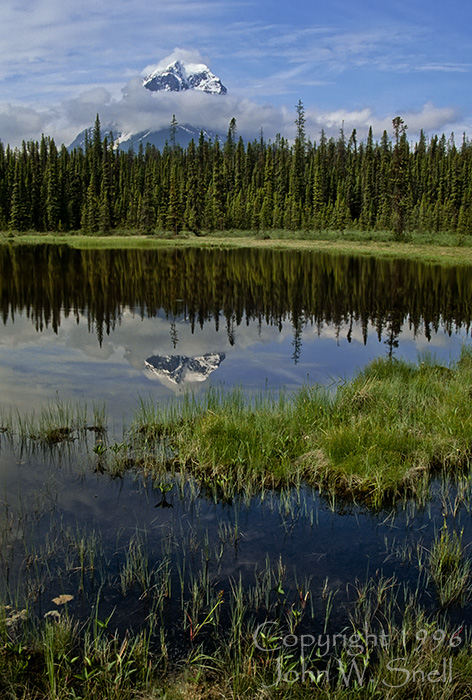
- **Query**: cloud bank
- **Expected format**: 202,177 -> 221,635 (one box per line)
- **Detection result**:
0,47 -> 466,148
0,89 -> 463,150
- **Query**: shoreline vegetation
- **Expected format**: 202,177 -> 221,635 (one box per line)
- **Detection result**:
2,353 -> 472,698
3,351 -> 472,508
3,228 -> 472,266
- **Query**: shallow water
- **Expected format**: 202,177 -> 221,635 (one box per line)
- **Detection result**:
2,435 -> 471,646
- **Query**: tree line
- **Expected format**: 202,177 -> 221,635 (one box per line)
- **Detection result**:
1,108 -> 471,239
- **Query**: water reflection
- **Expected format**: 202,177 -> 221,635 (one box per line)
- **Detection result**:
145,352 -> 226,386
0,244 -> 470,417
2,244 -> 471,341
1,436 -> 470,641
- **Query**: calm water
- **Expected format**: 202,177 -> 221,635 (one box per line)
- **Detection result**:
0,244 -> 470,421
1,244 -> 472,647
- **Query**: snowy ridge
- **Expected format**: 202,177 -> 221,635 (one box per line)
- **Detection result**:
143,60 -> 227,95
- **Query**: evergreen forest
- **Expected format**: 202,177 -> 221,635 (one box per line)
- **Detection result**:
1,111 -> 472,239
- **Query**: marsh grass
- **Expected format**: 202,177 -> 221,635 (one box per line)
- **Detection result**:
2,521 -> 472,699
4,352 -> 472,696
6,228 -> 472,267
118,531 -> 172,599
159,574 -> 472,700
429,524 -> 471,607
121,349 -> 472,507
2,401 -> 108,446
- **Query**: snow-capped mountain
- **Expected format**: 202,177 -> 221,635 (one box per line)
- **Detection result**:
144,353 -> 226,386
117,124 -> 220,151
69,57 -> 228,152
143,60 -> 227,95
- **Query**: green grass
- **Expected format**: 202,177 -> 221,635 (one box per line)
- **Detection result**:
112,349 -> 472,508
0,401 -> 107,445
3,228 -> 472,266
4,352 -> 472,508
1,579 -> 471,699
4,358 -> 472,697
429,524 -> 471,607
2,455 -> 472,698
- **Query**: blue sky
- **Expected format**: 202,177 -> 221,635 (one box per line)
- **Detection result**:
0,0 -> 471,146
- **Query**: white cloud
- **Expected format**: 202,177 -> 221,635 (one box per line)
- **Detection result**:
0,77 -> 464,148
303,102 -> 460,142
0,0 -> 235,105
142,48 -> 213,77
0,0 -> 105,82
0,0 -> 468,149
415,63 -> 471,74
0,103 -> 48,144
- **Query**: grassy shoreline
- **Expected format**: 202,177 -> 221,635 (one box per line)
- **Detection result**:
5,351 -> 472,508
2,234 -> 472,698
2,228 -> 472,265
124,351 -> 472,508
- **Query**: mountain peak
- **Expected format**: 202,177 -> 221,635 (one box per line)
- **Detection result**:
142,59 -> 227,95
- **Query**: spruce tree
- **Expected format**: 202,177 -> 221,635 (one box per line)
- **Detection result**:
166,165 -> 182,234
46,140 -> 61,230
391,117 -> 409,240
10,160 -> 29,231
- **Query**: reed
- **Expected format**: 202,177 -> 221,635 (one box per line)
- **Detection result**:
1,540 -> 472,699
429,523 -> 471,607
6,353 -> 470,509
5,401 -> 107,446
4,351 -> 472,697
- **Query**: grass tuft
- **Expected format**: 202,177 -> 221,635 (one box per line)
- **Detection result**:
120,349 -> 472,507
429,523 -> 471,607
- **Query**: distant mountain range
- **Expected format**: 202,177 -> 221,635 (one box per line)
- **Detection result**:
69,123 -> 220,152
69,58 -> 227,151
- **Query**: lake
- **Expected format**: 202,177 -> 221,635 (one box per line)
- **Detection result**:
1,243 -> 471,679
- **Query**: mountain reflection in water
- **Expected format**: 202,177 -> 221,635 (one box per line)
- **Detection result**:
145,352 -> 226,385
0,244 -> 470,416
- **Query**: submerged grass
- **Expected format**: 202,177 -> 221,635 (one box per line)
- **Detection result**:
3,370 -> 472,697
2,441 -> 472,698
5,356 -> 472,696
1,572 -> 472,699
3,352 -> 471,508
123,348 -> 472,507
